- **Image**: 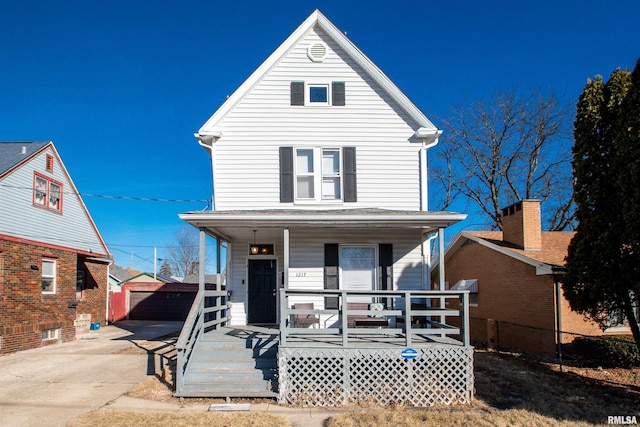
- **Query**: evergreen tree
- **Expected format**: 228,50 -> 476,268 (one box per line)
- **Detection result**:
159,259 -> 173,277
564,60 -> 640,353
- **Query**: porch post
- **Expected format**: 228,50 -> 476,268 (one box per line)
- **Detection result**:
283,228 -> 290,290
199,228 -> 206,293
438,228 -> 446,334
216,237 -> 221,291
438,228 -> 445,291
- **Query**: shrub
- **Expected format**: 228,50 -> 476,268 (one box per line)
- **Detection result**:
572,335 -> 640,368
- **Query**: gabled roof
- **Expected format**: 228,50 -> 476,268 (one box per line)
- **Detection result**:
0,142 -> 50,177
197,9 -> 438,140
440,231 -> 575,276
119,272 -> 179,285
110,264 -> 134,282
0,141 -> 111,257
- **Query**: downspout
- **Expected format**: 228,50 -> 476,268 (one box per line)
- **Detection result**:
551,269 -> 565,372
105,259 -> 113,325
415,128 -> 442,212
195,130 -> 221,211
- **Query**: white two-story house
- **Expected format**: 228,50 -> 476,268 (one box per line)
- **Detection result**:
177,10 -> 471,406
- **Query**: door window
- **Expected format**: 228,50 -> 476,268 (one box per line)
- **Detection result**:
341,246 -> 376,302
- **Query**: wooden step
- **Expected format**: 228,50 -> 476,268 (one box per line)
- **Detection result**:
176,327 -> 280,398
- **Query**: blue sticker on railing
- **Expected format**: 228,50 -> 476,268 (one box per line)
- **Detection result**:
401,348 -> 418,360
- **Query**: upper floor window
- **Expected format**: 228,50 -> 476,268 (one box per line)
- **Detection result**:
295,147 -> 342,201
34,173 -> 62,213
42,259 -> 56,294
291,81 -> 345,106
280,146 -> 356,203
309,84 -> 329,105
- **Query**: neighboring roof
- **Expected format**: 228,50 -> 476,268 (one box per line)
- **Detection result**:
440,230 -> 575,276
0,142 -> 50,176
197,9 -> 438,141
182,273 -> 218,285
0,141 -> 111,257
467,231 -> 575,267
110,264 -> 134,282
119,272 -> 180,285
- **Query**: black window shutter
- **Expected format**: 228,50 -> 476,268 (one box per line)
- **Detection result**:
324,244 -> 339,309
291,81 -> 304,106
343,147 -> 357,202
379,243 -> 393,309
379,244 -> 393,290
332,81 -> 345,106
279,147 -> 294,202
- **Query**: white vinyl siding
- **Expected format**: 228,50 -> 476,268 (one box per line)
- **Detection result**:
225,228 -> 424,325
0,148 -> 107,254
211,27 -> 423,211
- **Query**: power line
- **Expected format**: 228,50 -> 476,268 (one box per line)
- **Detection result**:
0,183 -> 210,204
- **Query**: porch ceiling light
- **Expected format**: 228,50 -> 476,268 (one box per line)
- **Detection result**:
250,230 -> 259,255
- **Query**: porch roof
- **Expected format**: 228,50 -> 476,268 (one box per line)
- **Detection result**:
179,208 -> 466,240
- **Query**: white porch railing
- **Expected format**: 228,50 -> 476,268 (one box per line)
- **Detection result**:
175,288 -> 230,394
280,289 -> 470,347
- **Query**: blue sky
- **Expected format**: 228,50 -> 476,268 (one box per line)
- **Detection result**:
1,1 -> 638,272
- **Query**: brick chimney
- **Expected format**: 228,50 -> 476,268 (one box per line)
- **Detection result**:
501,200 -> 542,251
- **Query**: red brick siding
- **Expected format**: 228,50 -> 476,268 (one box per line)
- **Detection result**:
435,239 -> 609,356
0,238 -> 107,355
76,257 -> 107,325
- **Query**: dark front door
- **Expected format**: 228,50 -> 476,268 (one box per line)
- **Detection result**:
248,259 -> 277,324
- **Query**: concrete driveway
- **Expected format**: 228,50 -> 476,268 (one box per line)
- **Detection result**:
0,320 -> 183,427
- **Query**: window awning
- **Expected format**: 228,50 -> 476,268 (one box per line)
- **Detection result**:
451,279 -> 478,293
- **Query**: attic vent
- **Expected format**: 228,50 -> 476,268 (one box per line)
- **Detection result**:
307,42 -> 328,62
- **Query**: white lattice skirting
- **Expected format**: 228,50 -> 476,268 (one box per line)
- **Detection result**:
278,346 -> 474,406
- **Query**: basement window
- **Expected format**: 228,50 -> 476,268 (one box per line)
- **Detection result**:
42,328 -> 59,341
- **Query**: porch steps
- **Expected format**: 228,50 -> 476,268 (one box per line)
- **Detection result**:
176,326 -> 279,398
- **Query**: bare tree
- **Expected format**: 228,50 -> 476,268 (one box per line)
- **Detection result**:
432,88 -> 575,230
167,226 -> 200,278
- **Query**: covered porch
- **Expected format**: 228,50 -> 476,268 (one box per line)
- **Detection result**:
176,208 -> 472,405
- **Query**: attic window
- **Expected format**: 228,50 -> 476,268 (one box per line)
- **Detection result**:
307,42 -> 328,62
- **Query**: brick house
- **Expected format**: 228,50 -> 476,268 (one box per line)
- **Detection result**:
0,142 -> 111,355
433,200 -> 632,356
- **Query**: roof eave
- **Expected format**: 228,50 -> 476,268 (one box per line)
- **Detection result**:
179,211 -> 466,230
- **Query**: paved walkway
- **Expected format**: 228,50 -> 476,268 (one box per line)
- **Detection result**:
0,321 -> 350,427
0,321 -> 182,427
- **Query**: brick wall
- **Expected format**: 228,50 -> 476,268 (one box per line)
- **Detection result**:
502,200 -> 542,250
435,237 -> 611,357
76,256 -> 108,326
0,238 -> 107,355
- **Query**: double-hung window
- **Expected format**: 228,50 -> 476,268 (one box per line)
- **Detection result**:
42,259 -> 56,294
295,148 -> 342,201
34,173 -> 62,213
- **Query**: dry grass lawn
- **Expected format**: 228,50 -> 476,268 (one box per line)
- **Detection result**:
69,345 -> 640,427
67,410 -> 291,427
